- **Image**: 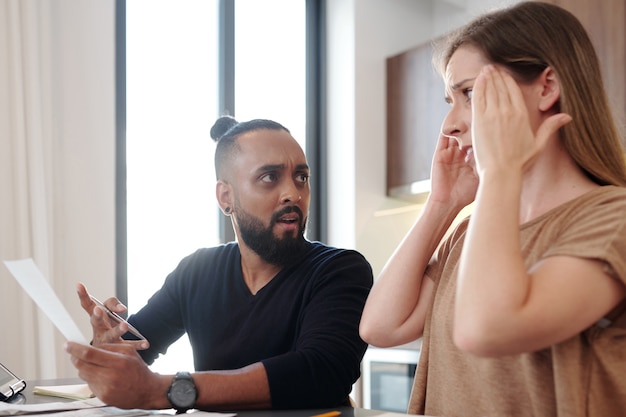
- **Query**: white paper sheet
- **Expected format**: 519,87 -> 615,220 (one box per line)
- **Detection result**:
0,398 -> 235,416
0,397 -> 106,415
0,397 -> 168,416
3,258 -> 87,344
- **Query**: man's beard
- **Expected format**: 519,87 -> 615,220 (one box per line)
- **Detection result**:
236,205 -> 307,267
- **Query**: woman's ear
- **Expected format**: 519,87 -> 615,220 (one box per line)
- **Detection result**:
216,180 -> 233,215
538,66 -> 561,112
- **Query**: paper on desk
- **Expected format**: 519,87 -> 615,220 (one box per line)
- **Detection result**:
0,398 -> 236,416
3,258 -> 87,344
0,397 -> 106,415
0,401 -> 158,416
29,409 -> 155,417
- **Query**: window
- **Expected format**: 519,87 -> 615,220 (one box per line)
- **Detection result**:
235,0 -> 306,150
126,0 -> 220,373
123,0 -> 308,374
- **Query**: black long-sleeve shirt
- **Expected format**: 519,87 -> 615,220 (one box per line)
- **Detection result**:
127,241 -> 373,409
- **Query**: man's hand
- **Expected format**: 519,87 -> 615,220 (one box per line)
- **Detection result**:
64,342 -> 169,410
77,283 -> 148,350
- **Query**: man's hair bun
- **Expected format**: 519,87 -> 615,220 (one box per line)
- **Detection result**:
210,115 -> 238,142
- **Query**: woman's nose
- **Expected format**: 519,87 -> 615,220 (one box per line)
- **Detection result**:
441,106 -> 467,140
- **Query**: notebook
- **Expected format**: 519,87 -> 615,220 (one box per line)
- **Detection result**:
32,383 -> 95,401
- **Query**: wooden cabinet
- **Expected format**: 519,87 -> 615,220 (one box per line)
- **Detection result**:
386,41 -> 448,201
541,0 -> 625,134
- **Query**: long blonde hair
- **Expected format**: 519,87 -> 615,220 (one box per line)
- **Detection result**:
435,1 -> 626,186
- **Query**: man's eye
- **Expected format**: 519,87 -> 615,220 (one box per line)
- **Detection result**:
296,173 -> 309,183
260,173 -> 277,183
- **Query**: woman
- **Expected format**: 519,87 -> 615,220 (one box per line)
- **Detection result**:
359,2 -> 626,416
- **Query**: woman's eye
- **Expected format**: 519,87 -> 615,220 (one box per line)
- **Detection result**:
464,88 -> 473,101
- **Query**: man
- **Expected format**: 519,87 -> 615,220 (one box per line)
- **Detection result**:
65,116 -> 373,412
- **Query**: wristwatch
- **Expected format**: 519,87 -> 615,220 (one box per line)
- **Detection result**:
167,371 -> 197,414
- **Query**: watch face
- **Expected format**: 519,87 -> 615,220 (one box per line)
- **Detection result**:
171,378 -> 197,409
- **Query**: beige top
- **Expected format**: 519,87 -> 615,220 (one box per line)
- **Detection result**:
409,186 -> 626,417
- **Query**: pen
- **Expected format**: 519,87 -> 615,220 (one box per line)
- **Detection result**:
309,412 -> 341,417
89,295 -> 147,341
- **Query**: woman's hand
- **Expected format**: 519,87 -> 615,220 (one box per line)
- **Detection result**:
429,133 -> 479,210
471,65 -> 571,177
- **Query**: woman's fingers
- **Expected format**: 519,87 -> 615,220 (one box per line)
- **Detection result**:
536,113 -> 573,149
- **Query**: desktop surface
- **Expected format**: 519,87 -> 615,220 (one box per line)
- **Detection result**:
16,379 -> 415,416
235,408 -> 409,417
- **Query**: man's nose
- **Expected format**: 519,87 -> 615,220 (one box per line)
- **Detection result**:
281,182 -> 301,204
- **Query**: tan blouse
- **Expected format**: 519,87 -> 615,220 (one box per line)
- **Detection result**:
409,186 -> 626,417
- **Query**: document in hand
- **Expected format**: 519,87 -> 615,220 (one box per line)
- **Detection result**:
3,258 -> 88,344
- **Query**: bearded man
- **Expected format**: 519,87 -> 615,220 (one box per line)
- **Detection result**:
65,116 -> 373,413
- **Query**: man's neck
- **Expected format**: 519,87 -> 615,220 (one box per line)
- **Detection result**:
238,245 -> 282,295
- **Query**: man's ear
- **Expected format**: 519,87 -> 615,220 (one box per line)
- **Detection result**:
216,180 -> 233,215
538,66 -> 561,112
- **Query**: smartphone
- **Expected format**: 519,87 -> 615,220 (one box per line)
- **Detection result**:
89,295 -> 147,341
0,362 -> 26,401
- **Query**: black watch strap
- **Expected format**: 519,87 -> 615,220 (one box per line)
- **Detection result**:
167,371 -> 197,414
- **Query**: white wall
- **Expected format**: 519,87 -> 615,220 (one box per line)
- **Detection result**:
326,0 -> 517,276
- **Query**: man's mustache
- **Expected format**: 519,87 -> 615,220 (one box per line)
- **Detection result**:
271,205 -> 304,224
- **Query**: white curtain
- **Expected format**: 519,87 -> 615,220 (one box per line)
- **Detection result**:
0,0 -> 116,380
